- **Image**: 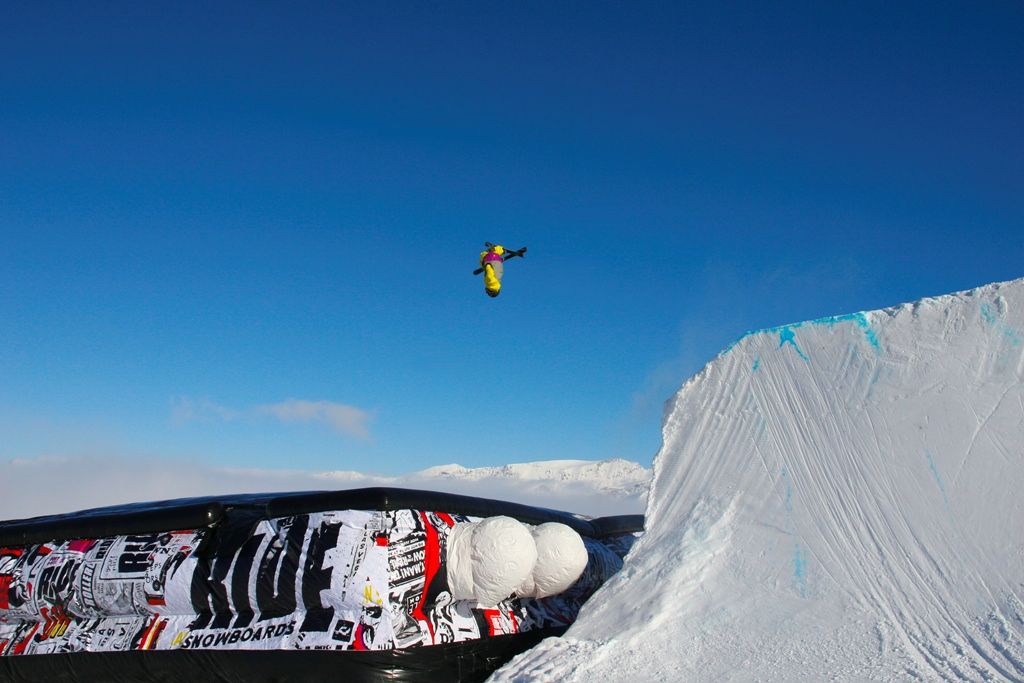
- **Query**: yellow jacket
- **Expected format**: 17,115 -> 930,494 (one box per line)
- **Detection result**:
480,245 -> 506,296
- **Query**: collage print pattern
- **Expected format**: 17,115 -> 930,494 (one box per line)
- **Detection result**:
0,508 -> 633,656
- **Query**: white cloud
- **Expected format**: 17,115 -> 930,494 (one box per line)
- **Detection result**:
170,396 -> 241,424
170,397 -> 373,440
256,399 -> 373,439
0,455 -> 647,521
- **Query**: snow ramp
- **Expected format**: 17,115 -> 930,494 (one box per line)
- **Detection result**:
492,278 -> 1024,682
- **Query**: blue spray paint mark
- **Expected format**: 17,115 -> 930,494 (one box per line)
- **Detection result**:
719,310 -> 882,357
979,302 -> 1022,346
807,312 -> 880,352
852,313 -> 881,351
780,467 -> 793,513
779,326 -> 810,361
924,449 -> 949,506
793,544 -> 808,597
752,356 -> 761,372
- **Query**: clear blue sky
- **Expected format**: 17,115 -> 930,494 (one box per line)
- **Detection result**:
2,2 -> 1021,475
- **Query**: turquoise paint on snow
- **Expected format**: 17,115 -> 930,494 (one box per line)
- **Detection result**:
853,313 -> 881,351
719,310 -> 881,358
924,449 -> 949,506
806,311 -> 880,351
980,303 -> 998,325
780,467 -> 793,514
794,545 -> 806,578
719,339 -> 741,356
979,302 -> 1022,346
793,544 -> 808,598
779,326 -> 810,361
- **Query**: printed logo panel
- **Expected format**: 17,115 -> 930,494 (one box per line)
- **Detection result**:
0,510 -> 632,655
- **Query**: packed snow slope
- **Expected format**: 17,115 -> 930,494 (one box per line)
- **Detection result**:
493,278 -> 1024,682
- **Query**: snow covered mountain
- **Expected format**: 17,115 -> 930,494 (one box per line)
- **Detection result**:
318,457 -> 651,516
492,278 -> 1024,682
0,456 -> 650,520
411,459 -> 649,494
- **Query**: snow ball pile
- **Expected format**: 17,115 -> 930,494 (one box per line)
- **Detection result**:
447,516 -> 587,607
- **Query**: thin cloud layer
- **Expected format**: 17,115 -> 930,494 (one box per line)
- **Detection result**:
171,397 -> 373,440
0,455 -> 648,521
257,399 -> 373,440
170,397 -> 241,424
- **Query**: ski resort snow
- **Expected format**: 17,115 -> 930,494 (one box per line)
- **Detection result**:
492,278 -> 1024,682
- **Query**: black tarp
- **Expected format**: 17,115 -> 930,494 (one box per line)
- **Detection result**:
0,627 -> 567,683
0,487 -> 644,546
0,488 -> 642,682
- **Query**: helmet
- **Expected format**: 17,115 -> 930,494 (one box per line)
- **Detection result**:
486,287 -> 500,298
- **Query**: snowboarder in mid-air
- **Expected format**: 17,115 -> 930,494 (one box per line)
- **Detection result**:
475,242 -> 527,298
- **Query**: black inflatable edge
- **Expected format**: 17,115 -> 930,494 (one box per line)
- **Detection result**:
0,502 -> 225,548
264,487 -> 596,535
0,487 -> 645,547
0,627 -> 568,683
589,514 -> 645,537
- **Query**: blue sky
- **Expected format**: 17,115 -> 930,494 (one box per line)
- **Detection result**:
1,2 -> 1021,477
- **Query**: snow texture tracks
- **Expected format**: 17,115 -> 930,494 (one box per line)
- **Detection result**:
492,278 -> 1024,682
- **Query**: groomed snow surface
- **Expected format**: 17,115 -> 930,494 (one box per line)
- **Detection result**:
492,278 -> 1024,682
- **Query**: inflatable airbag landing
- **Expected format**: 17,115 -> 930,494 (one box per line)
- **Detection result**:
446,519 -> 589,605
0,488 -> 643,682
518,522 -> 589,599
447,516 -> 538,607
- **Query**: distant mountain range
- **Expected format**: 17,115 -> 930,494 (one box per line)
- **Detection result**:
315,458 -> 652,516
3,455 -> 652,520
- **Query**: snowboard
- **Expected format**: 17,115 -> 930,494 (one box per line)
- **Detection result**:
473,245 -> 527,275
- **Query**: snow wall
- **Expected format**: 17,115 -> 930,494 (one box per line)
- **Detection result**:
494,278 -> 1024,682
0,488 -> 640,682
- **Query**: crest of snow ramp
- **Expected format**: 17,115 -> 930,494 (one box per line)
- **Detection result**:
492,278 -> 1024,682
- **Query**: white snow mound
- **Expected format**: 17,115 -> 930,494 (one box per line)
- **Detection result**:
448,516 -> 538,608
492,278 -> 1024,682
448,517 -> 591,608
517,522 -> 590,599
